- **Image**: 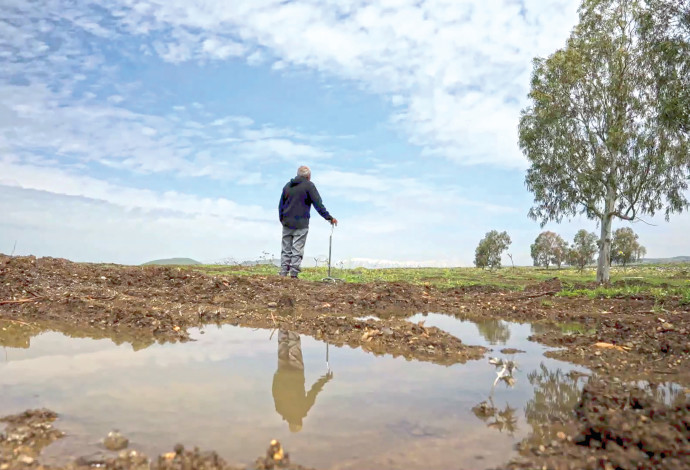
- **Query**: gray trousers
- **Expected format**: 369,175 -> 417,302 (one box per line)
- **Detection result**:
280,226 -> 309,276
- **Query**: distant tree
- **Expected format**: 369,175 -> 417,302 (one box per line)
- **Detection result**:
476,319 -> 511,345
611,227 -> 646,266
524,365 -> 583,446
519,0 -> 690,283
567,230 -> 599,271
531,231 -> 568,269
474,231 -> 512,269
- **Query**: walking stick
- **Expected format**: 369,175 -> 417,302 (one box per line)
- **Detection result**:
322,224 -> 343,283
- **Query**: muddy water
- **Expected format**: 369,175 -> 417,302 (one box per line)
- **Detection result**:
1,316 -> 588,470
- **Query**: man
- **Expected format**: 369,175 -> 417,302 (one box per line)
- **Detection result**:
278,166 -> 337,278
272,330 -> 333,432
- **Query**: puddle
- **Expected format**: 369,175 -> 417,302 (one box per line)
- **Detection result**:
0,317 -> 589,470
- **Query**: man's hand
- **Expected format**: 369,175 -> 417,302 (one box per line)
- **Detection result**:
330,218 -> 338,226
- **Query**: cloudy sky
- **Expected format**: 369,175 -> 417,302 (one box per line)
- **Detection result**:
1,0 -> 687,267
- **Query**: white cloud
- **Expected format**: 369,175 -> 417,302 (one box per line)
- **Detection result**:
74,0 -> 581,168
201,37 -> 246,60
0,185 -> 276,265
0,82 -> 335,177
3,0 -> 581,168
0,160 -> 273,221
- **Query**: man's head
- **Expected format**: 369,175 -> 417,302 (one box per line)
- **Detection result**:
297,165 -> 311,180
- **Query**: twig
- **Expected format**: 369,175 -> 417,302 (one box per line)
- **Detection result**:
505,290 -> 560,301
86,294 -> 118,301
0,297 -> 43,305
10,240 -> 17,256
632,216 -> 657,227
0,318 -> 34,326
270,311 -> 278,326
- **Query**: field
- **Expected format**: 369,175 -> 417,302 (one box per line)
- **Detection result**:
200,262 -> 690,299
1,255 -> 688,470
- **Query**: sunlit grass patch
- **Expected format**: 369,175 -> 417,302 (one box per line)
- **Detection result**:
190,262 -> 690,302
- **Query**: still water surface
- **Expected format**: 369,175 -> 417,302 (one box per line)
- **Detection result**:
0,315 -> 589,470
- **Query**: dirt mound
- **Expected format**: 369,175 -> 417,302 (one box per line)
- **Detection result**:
574,381 -> 689,468
0,255 -> 485,365
523,277 -> 563,293
510,379 -> 690,470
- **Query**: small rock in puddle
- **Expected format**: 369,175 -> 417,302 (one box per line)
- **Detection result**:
500,348 -> 526,354
103,430 -> 129,451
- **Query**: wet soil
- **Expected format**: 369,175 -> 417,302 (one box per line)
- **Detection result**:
2,255 -> 690,469
0,409 -> 312,470
508,379 -> 689,470
0,255 -> 485,366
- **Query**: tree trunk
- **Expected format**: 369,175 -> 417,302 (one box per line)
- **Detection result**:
596,189 -> 616,283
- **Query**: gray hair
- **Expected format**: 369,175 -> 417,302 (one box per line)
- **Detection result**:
297,165 -> 311,178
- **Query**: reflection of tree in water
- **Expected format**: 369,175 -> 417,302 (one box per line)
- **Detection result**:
644,381 -> 686,407
472,399 -> 518,435
529,322 -> 552,336
475,319 -> 511,345
0,321 -> 156,352
523,364 -> 583,444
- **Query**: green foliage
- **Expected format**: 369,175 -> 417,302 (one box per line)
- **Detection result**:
519,0 -> 690,283
679,290 -> 690,306
611,227 -> 646,266
638,0 -> 690,132
567,229 -> 599,271
474,230 -> 512,269
530,231 -> 568,268
194,262 -> 690,302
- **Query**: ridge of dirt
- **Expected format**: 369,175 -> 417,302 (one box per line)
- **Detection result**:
0,410 -> 312,470
0,255 -> 486,365
507,379 -> 690,470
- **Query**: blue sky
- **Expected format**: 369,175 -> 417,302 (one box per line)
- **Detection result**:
1,0 -> 688,267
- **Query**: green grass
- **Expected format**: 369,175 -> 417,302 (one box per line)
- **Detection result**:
191,263 -> 690,300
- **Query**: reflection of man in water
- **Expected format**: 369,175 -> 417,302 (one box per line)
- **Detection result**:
272,330 -> 332,432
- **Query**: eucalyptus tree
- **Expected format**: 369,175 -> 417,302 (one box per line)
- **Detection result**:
567,229 -> 598,271
519,0 -> 690,283
611,227 -> 646,266
531,231 -> 569,269
474,230 -> 512,269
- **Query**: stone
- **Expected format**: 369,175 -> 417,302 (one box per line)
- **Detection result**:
18,455 -> 34,465
104,430 -> 129,451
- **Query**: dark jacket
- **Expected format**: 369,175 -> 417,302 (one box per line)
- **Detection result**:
278,176 -> 333,229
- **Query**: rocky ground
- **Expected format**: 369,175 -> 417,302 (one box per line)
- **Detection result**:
1,255 -> 689,469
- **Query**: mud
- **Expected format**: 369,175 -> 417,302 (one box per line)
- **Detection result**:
508,379 -> 690,470
2,255 -> 690,469
0,409 -> 64,468
0,410 -> 312,470
0,255 -> 485,365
